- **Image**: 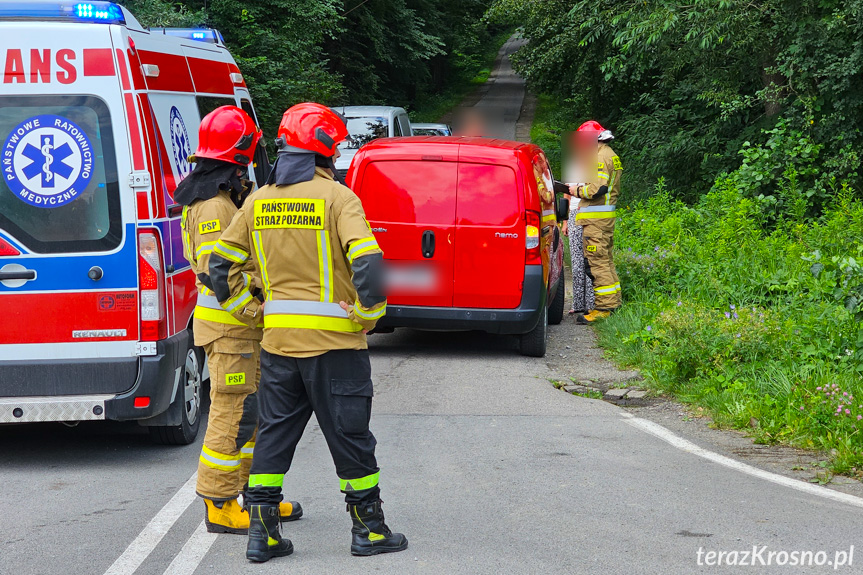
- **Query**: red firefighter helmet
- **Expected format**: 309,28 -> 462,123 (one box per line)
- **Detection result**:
276,103 -> 348,157
577,120 -> 605,134
195,106 -> 261,166
577,120 -> 614,142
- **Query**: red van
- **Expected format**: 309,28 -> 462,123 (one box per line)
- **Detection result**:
347,137 -> 568,356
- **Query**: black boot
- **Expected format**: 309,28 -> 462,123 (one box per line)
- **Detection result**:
348,501 -> 408,556
246,505 -> 293,563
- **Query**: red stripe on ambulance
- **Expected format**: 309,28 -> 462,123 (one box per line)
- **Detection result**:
0,292 -> 139,345
82,48 -> 115,76
137,50 -> 193,92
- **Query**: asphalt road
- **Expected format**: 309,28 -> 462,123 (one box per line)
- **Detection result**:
2,35 -> 862,575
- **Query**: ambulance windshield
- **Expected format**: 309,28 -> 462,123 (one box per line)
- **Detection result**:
0,95 -> 121,253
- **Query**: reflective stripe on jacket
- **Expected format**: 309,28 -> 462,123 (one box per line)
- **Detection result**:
180,190 -> 262,346
209,168 -> 386,358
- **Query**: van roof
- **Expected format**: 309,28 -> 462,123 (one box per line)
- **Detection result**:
333,106 -> 406,117
361,136 -> 541,154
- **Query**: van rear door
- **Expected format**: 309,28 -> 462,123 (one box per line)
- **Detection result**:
356,146 -> 457,307
0,26 -> 139,396
453,152 -> 524,309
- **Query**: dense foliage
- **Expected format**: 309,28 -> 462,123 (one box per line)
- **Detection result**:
491,0 -> 863,203
506,1 -> 863,472
120,0 -> 501,141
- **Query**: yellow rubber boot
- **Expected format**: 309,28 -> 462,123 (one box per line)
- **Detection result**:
582,309 -> 612,322
205,498 -> 250,534
279,500 -> 304,522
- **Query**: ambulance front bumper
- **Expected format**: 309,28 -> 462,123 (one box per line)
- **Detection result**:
0,332 -> 188,424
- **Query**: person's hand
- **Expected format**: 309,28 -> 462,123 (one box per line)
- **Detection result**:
561,220 -> 569,236
568,183 -> 580,196
340,301 -> 369,334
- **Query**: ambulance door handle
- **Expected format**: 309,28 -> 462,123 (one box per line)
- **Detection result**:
421,230 -> 435,259
0,270 -> 36,281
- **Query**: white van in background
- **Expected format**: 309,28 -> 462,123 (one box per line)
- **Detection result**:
332,105 -> 412,178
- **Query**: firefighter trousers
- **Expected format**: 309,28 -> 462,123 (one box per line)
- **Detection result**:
196,338 -> 260,501
246,349 -> 381,507
580,218 -> 622,310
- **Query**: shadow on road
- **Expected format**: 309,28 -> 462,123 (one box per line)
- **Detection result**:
369,329 -> 520,358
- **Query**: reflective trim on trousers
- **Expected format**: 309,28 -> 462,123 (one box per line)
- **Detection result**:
248,473 -> 284,488
240,441 -> 254,460
595,283 -> 621,295
200,445 -> 241,472
340,471 -> 380,492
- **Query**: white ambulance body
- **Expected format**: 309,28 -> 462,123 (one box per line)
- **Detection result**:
0,1 -> 270,443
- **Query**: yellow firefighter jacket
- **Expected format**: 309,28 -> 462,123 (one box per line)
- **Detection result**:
575,143 -> 622,224
181,189 -> 263,347
209,168 -> 386,358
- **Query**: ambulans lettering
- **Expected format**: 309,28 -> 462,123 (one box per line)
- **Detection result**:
200,219 -> 221,234
254,199 -> 325,230
169,107 -> 192,180
3,49 -> 77,84
3,114 -> 93,208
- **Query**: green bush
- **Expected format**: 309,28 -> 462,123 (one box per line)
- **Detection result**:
594,124 -> 863,476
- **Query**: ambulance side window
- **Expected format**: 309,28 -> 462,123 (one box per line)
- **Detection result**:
195,96 -> 236,120
0,95 -> 121,254
240,99 -> 271,185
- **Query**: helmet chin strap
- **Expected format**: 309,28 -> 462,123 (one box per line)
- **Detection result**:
327,155 -> 346,186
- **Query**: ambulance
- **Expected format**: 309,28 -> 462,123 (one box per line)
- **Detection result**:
0,1 -> 270,444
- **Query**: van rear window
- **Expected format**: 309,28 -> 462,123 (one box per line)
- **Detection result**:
456,163 -> 519,225
0,95 -> 120,253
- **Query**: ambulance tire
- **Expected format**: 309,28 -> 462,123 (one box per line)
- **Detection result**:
548,269 -> 565,326
149,340 -> 205,445
519,305 -> 548,358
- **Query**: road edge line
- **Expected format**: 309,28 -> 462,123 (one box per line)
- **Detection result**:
103,472 -> 199,575
621,413 -> 863,510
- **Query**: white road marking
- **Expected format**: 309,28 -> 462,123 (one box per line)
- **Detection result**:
622,413 -> 863,509
103,473 -> 200,575
162,521 -> 218,575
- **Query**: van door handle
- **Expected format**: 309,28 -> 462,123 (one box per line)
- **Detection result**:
421,230 -> 436,259
0,270 -> 36,281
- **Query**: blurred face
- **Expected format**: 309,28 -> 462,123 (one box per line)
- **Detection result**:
563,131 -> 599,184
333,147 -> 342,161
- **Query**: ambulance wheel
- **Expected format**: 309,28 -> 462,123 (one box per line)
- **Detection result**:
149,344 -> 205,445
520,305 -> 548,357
548,269 -> 565,326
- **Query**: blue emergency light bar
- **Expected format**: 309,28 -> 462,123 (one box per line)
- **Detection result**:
0,1 -> 125,24
151,27 -> 225,45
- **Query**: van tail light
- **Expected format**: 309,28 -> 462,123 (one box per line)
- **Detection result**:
138,229 -> 167,341
525,210 -> 541,264
0,237 -> 20,256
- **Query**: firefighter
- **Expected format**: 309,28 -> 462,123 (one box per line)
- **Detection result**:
209,102 -> 408,563
570,120 -> 622,321
174,105 -> 301,534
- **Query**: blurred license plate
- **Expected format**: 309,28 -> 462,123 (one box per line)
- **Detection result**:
385,263 -> 438,294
